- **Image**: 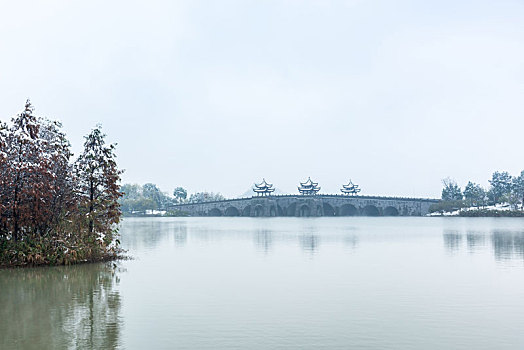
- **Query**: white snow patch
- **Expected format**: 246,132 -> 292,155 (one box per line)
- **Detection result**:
429,202 -> 521,216
145,210 -> 166,215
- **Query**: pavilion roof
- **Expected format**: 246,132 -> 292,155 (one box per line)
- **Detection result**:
299,177 -> 319,187
254,187 -> 275,192
254,178 -> 274,189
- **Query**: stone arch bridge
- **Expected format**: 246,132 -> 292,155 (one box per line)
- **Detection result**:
169,195 -> 439,217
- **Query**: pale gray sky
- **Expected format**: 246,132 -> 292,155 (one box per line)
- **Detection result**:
1,0 -> 523,198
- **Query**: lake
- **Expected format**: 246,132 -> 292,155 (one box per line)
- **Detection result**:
1,217 -> 524,349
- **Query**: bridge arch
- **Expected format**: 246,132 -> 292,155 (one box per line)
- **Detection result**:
286,203 -> 296,217
323,203 -> 335,216
340,204 -> 358,216
384,206 -> 399,216
254,205 -> 264,217
277,205 -> 284,216
269,206 -> 276,217
225,206 -> 240,216
208,208 -> 223,217
299,204 -> 311,217
242,205 -> 251,217
362,205 -> 380,216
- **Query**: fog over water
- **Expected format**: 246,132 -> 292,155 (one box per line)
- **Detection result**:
1,1 -> 524,197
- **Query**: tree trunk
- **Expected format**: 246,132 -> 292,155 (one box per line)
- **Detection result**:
12,183 -> 19,242
89,179 -> 94,234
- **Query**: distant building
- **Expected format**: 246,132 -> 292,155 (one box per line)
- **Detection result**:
298,177 -> 320,195
341,180 -> 361,195
253,179 -> 275,196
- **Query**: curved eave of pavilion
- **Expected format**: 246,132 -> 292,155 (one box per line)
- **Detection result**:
254,185 -> 273,189
299,186 -> 320,190
298,188 -> 321,193
300,181 -> 318,186
254,184 -> 274,189
253,188 -> 274,193
255,179 -> 273,188
299,177 -> 319,187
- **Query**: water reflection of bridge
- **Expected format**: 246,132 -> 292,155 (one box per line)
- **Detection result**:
169,194 -> 439,217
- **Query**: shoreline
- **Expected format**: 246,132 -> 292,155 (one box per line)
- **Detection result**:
0,254 -> 129,270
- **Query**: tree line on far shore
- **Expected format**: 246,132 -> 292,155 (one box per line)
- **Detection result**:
433,170 -> 524,214
119,184 -> 224,215
0,101 -> 122,267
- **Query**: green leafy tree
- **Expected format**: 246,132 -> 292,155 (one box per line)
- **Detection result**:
121,184 -> 142,200
134,198 -> 157,212
75,126 -> 123,249
441,178 -> 462,201
173,187 -> 187,203
488,171 -> 513,204
120,183 -> 174,213
188,192 -> 225,203
142,183 -> 162,206
512,171 -> 524,208
463,181 -> 486,207
119,184 -> 141,213
142,183 -> 172,209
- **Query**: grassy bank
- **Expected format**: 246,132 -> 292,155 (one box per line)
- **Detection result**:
458,209 -> 524,217
0,237 -> 125,268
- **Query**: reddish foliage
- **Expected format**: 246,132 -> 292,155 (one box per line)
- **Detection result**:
0,101 -> 123,266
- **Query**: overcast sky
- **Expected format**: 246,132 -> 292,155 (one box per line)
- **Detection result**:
1,0 -> 523,198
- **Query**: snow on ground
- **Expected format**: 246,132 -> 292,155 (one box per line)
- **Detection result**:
145,210 -> 166,215
429,203 -> 519,216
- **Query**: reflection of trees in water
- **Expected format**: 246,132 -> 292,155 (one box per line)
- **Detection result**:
300,235 -> 320,254
121,219 -> 364,255
442,228 -> 524,261
254,230 -> 273,254
121,219 -> 188,250
466,231 -> 486,252
443,231 -> 463,253
0,263 -> 122,349
174,226 -> 188,247
491,230 -> 524,261
120,220 -> 166,249
344,235 -> 358,250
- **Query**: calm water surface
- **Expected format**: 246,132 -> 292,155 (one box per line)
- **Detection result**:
1,217 -> 524,349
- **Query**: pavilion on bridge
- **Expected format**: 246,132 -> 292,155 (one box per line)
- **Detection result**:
341,180 -> 361,195
253,179 -> 275,196
298,177 -> 321,195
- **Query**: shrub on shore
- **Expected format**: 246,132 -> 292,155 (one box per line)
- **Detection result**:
429,200 -> 466,214
458,209 -> 524,217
